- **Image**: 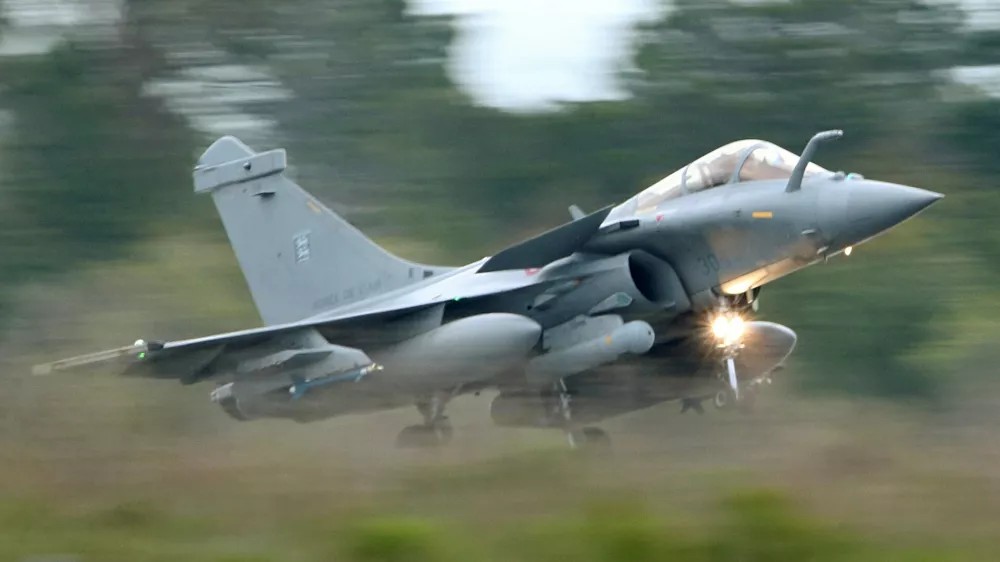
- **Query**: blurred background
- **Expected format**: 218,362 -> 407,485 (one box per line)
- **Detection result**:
2,0 -> 1000,560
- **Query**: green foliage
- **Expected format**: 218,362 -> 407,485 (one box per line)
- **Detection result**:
1,482 -> 990,562
90,500 -> 164,530
0,42 -> 201,330
344,518 -> 453,562
707,489 -> 859,561
499,491 -> 859,562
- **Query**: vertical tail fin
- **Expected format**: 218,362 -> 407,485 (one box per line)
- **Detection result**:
193,136 -> 450,326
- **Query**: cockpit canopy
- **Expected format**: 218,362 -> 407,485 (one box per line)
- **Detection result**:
611,140 -> 830,219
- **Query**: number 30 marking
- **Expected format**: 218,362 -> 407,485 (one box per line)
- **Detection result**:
698,254 -> 720,275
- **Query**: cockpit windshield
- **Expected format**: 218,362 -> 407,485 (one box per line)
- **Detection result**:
625,139 -> 830,217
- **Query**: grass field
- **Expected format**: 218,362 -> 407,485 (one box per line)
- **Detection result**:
2,377 -> 1000,562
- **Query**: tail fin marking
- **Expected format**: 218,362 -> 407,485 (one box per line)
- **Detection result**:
194,136 -> 449,326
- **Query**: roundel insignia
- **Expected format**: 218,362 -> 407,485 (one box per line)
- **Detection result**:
525,268 -> 541,276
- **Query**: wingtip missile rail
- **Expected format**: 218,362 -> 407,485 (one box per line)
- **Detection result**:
31,338 -> 163,376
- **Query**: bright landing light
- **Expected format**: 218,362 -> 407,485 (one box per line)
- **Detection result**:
711,314 -> 745,344
844,246 -> 853,256
711,316 -> 728,339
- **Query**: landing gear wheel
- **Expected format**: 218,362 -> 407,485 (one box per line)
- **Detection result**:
713,388 -> 736,411
432,419 -> 454,444
582,426 -> 611,449
395,425 -> 428,448
398,389 -> 458,449
216,395 -> 250,421
395,420 -> 453,449
567,426 -> 612,455
713,387 -> 757,414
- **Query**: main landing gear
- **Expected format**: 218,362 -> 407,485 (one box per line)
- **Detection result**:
395,390 -> 455,449
550,379 -> 612,453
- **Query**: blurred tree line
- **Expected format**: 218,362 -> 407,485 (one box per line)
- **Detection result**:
1,0 -> 998,403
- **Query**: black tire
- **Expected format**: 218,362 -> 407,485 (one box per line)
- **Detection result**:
395,425 -> 431,448
713,387 -> 758,414
395,422 -> 452,449
713,389 -> 734,410
432,419 -> 454,445
568,426 -> 612,455
217,395 -> 250,421
583,426 -> 610,446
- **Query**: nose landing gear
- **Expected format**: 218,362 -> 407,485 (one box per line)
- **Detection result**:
711,306 -> 746,396
706,304 -> 769,414
712,375 -> 769,414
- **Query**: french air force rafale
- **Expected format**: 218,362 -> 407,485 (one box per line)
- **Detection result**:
33,130 -> 942,449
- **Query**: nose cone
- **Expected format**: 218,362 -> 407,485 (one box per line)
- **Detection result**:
844,181 -> 942,242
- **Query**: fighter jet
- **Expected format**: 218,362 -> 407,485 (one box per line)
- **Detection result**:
32,130 -> 941,449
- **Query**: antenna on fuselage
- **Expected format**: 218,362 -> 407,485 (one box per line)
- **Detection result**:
785,129 -> 844,193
